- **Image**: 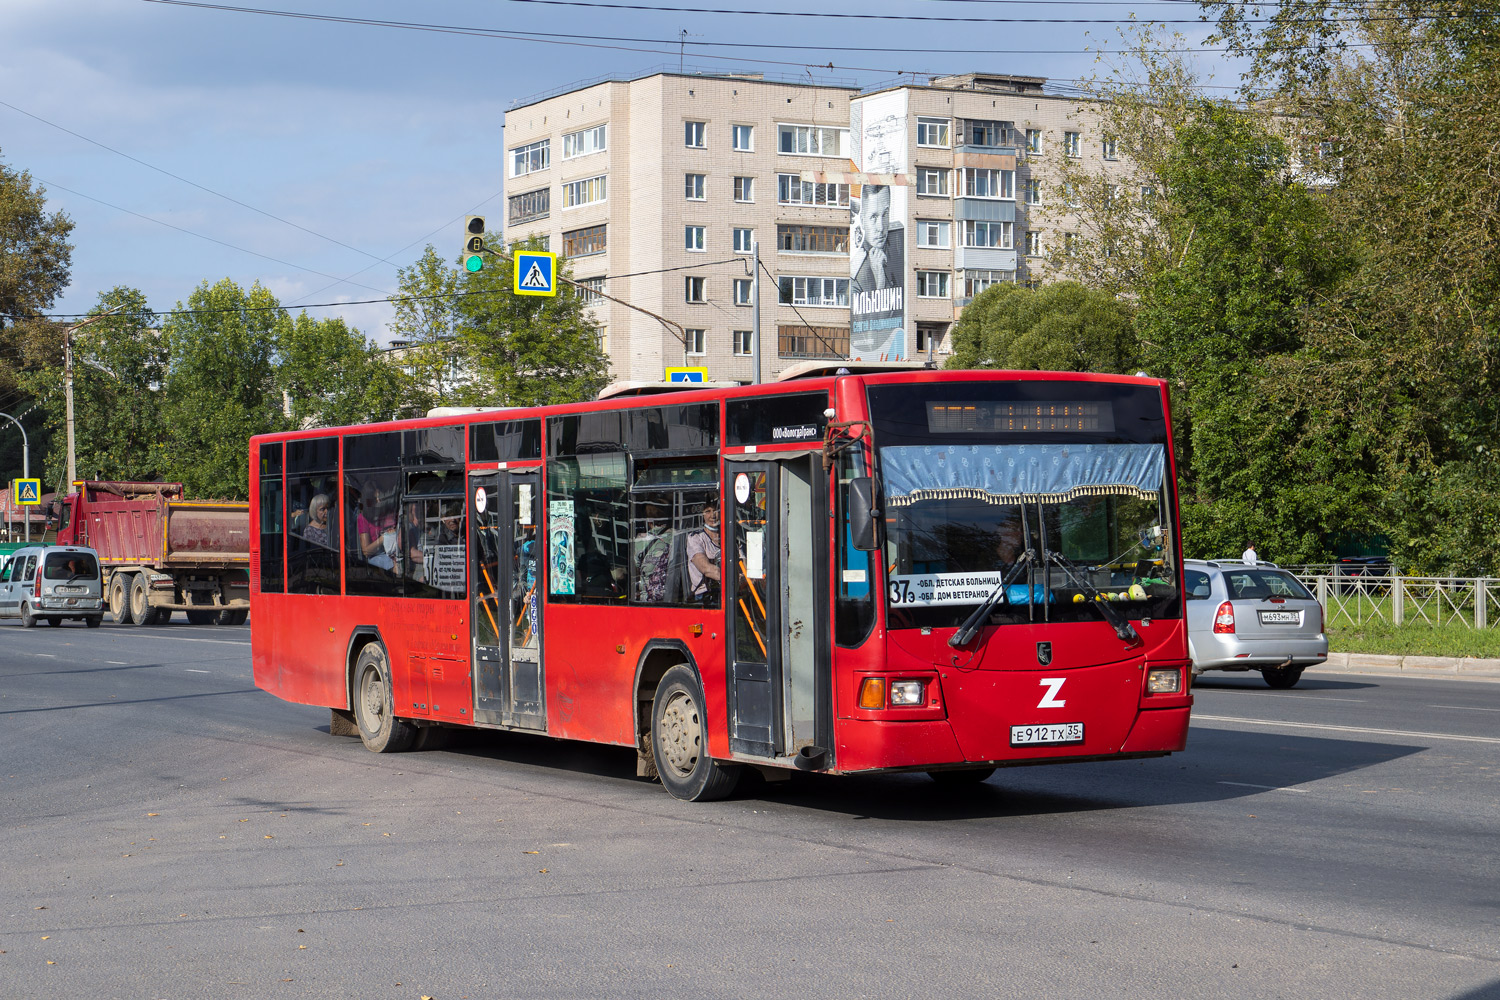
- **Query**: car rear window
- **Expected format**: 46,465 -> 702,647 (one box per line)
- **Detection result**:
43,552 -> 100,581
1184,569 -> 1212,600
1224,569 -> 1312,601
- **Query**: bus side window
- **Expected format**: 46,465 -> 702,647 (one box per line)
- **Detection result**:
836,449 -> 876,647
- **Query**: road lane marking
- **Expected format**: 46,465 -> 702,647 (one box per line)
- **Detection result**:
1217,781 -> 1308,793
34,653 -> 56,658
100,633 -> 247,647
1194,713 -> 1500,745
1427,704 -> 1500,713
185,669 -> 211,674
107,661 -> 128,665
1208,690 -> 1366,703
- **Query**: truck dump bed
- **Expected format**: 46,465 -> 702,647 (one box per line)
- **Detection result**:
78,483 -> 249,571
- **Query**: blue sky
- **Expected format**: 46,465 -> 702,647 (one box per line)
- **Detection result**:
1,0 -> 1226,343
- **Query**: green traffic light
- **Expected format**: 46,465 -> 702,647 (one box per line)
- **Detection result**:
464,254 -> 484,273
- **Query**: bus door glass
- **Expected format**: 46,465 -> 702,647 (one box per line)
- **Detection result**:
726,457 -> 824,761
470,470 -> 545,730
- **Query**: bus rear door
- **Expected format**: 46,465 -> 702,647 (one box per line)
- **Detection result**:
470,470 -> 545,730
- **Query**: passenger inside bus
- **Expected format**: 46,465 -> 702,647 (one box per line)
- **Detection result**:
687,497 -> 722,606
357,486 -> 399,572
633,500 -> 672,601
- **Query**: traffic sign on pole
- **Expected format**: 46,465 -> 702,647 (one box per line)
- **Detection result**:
513,251 -> 557,296
12,478 -> 42,505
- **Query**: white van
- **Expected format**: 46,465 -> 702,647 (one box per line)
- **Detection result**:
0,545 -> 106,628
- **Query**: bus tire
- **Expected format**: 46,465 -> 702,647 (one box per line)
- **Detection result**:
108,575 -> 134,625
927,768 -> 996,787
353,643 -> 416,753
1261,666 -> 1304,689
651,664 -> 740,802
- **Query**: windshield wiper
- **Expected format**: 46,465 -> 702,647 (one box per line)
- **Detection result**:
1045,553 -> 1142,646
948,549 -> 1035,648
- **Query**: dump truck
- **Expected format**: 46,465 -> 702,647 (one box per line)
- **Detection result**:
53,481 -> 250,626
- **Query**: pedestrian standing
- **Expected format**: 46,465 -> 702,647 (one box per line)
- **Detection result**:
1242,542 -> 1258,565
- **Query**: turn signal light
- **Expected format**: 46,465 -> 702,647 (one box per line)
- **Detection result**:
1213,601 -> 1236,634
858,676 -> 886,709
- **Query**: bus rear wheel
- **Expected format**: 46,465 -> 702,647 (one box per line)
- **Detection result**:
353,643 -> 415,753
651,665 -> 740,802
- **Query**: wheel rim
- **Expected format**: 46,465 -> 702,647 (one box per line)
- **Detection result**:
358,665 -> 388,733
658,690 -> 702,777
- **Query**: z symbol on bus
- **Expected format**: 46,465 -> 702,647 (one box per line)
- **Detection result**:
1037,676 -> 1066,708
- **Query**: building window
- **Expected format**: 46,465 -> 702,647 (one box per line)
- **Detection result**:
1064,182 -> 1079,209
685,173 -> 706,200
1102,137 -> 1118,160
733,278 -> 753,305
1025,230 -> 1042,256
685,225 -> 705,251
916,323 -> 947,354
561,174 -> 606,209
778,123 -> 849,157
915,166 -> 950,197
1141,184 -> 1156,200
734,228 -> 754,253
507,187 -> 550,225
1064,131 -> 1081,158
916,219 -> 950,248
777,276 -> 849,307
685,276 -> 706,303
962,168 -> 1014,200
732,329 -> 752,356
510,139 -> 550,178
1104,183 -> 1118,209
777,324 -> 849,359
1025,128 -> 1042,154
578,276 -> 605,302
777,174 -> 849,207
1062,232 -> 1077,255
733,176 -> 754,202
1024,178 -> 1042,206
917,117 -> 950,147
686,328 -> 706,355
733,124 -> 754,151
963,119 -> 1012,147
916,271 -> 950,298
963,220 -> 1013,249
562,124 -> 606,159
964,269 -> 1012,298
685,121 -> 706,148
563,224 -> 607,257
776,224 -> 848,254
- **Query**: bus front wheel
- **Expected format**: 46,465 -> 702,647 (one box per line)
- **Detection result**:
353,643 -> 416,753
651,665 -> 740,802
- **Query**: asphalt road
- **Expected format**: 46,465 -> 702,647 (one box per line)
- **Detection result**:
2,618 -> 1498,999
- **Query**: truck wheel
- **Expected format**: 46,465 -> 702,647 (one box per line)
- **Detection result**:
108,575 -> 134,625
20,603 -> 37,628
353,643 -> 416,753
651,664 -> 741,801
186,609 -> 217,625
127,573 -> 160,626
217,609 -> 248,626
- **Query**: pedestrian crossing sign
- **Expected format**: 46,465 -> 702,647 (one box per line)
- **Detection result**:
513,251 -> 557,297
12,478 -> 42,505
665,367 -> 709,383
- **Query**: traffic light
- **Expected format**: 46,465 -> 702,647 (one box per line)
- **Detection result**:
462,215 -> 485,273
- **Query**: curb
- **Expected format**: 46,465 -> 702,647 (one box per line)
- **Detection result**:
1310,651 -> 1500,680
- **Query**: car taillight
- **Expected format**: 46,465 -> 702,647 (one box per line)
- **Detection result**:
1314,602 -> 1323,633
1213,601 -> 1235,634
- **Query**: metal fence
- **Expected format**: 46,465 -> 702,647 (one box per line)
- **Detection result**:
1293,574 -> 1500,630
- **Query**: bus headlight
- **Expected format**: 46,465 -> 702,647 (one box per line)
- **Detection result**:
889,680 -> 926,706
1146,668 -> 1181,694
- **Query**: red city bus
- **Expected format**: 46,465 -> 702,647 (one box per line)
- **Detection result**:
251,366 -> 1192,800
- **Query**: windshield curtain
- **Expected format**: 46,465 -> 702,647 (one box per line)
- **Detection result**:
882,443 -> 1165,507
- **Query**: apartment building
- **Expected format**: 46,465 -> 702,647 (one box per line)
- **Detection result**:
501,70 -> 1124,381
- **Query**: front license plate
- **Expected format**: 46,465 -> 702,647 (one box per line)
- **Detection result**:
1259,610 -> 1302,625
1010,722 -> 1084,747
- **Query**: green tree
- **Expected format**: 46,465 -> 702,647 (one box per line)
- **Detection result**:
157,279 -> 286,500
0,150 -> 73,484
275,311 -> 407,429
453,234 -> 610,406
386,244 -> 465,414
946,281 -> 1137,374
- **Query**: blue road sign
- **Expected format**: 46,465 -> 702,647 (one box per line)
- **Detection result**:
514,251 -> 557,296
666,367 -> 709,383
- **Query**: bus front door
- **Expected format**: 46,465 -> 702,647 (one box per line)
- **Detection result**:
725,456 -> 829,765
470,470 -> 545,731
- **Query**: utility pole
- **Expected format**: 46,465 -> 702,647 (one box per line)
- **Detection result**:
0,411 -> 29,543
63,306 -> 124,492
750,241 -> 762,385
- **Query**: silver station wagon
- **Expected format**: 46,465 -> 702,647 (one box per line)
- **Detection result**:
0,545 -> 106,628
1184,559 -> 1328,688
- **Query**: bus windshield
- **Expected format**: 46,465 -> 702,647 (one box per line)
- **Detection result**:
867,381 -> 1180,630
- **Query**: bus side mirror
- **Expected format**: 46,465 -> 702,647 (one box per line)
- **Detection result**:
848,477 -> 879,551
